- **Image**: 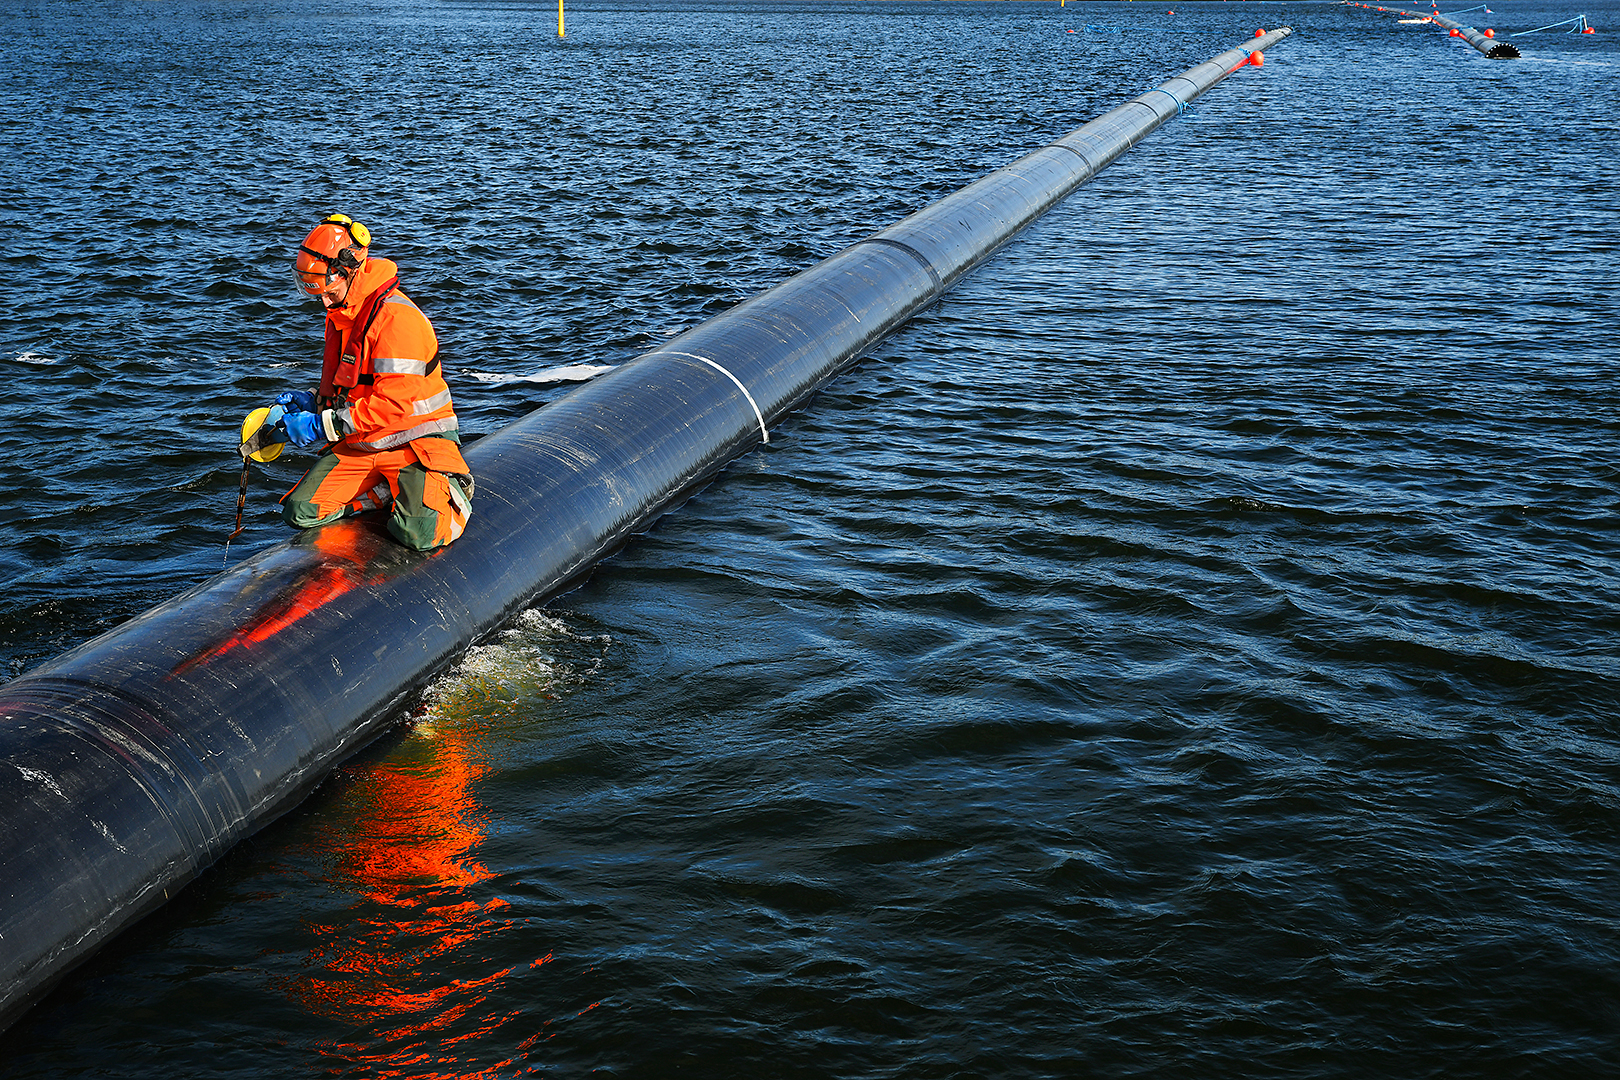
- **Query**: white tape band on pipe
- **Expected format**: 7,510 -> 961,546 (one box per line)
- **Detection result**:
660,351 -> 771,444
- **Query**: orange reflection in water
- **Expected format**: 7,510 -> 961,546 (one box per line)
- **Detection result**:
281,703 -> 545,1076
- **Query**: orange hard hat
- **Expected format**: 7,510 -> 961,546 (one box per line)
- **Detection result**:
293,214 -> 371,297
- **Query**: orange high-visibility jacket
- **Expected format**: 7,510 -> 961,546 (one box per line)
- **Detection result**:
317,257 -> 458,452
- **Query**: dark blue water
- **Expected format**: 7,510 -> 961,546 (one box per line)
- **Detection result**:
4,0 -> 1619,1075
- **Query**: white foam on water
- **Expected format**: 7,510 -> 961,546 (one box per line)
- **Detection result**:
465,364 -> 613,386
416,608 -> 612,729
13,352 -> 56,365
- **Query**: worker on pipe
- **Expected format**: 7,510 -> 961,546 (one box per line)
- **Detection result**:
271,214 -> 474,550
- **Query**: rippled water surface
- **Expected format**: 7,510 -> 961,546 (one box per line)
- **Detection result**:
3,0 -> 1619,1075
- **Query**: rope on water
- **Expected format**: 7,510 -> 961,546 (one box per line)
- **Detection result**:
1513,13 -> 1591,34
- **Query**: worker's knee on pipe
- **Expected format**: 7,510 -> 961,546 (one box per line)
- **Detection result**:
386,511 -> 449,551
283,499 -> 342,529
387,468 -> 469,550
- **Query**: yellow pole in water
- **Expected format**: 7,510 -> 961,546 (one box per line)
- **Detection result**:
558,0 -> 565,37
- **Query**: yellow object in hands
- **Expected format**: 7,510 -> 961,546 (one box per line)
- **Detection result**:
240,406 -> 287,463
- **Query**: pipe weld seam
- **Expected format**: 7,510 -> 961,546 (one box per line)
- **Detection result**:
855,237 -> 945,296
1144,87 -> 1187,114
1050,141 -> 1101,176
658,351 -> 771,444
17,684 -> 229,856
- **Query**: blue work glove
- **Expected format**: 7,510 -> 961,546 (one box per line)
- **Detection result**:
275,389 -> 318,413
282,409 -> 326,448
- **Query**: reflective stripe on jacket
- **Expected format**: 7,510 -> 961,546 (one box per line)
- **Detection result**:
320,257 -> 458,451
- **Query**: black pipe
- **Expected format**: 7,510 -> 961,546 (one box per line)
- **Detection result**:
1437,12 -> 1523,58
1358,3 -> 1521,57
0,27 -> 1292,1031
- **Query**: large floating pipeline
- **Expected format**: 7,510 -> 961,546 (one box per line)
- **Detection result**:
0,27 -> 1291,1030
1353,3 -> 1522,57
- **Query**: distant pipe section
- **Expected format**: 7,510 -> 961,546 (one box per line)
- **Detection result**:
0,27 -> 1292,1031
1355,2 -> 1522,57
1428,9 -> 1523,56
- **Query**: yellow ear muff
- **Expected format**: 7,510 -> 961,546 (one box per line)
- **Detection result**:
240,406 -> 286,463
322,213 -> 370,248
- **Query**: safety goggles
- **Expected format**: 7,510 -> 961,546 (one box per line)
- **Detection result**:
294,238 -> 362,300
293,262 -> 350,305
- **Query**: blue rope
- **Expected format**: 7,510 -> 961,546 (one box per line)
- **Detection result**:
1513,13 -> 1588,34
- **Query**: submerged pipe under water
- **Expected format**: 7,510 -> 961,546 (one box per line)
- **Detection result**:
0,27 -> 1292,1031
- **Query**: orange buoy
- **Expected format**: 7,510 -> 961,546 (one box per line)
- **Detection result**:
1255,28 -> 1266,36
1583,25 -> 1595,32
1483,27 -> 1495,36
1250,50 -> 1264,66
1449,27 -> 1461,35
